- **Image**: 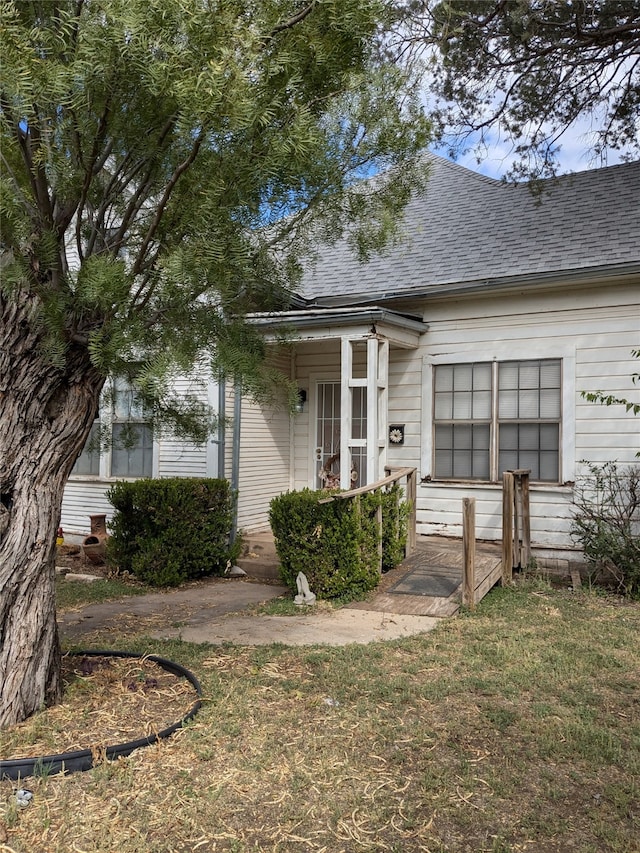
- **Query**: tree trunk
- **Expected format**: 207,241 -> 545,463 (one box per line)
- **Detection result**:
0,292 -> 104,728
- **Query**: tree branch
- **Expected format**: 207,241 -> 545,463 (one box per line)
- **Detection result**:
271,1 -> 317,36
130,130 -> 206,284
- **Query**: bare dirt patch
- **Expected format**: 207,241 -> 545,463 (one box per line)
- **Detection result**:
55,544 -> 111,578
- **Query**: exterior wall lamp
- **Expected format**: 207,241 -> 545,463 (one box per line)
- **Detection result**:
295,388 -> 307,413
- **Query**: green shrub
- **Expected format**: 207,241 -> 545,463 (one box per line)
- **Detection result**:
369,483 -> 410,572
106,477 -> 239,587
570,462 -> 640,597
269,485 -> 409,600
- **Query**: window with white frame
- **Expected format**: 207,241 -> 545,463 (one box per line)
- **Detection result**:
72,421 -> 101,476
71,377 -> 153,479
110,377 -> 153,477
433,359 -> 561,482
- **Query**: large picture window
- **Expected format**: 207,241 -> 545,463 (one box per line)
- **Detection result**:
434,359 -> 561,482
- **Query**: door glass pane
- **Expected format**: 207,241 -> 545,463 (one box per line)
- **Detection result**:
351,387 -> 366,440
316,383 -> 340,486
350,447 -> 366,487
316,383 -> 368,488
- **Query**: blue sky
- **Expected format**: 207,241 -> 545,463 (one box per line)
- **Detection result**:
438,117 -> 634,180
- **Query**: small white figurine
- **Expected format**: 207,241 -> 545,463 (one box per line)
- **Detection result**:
294,571 -> 316,606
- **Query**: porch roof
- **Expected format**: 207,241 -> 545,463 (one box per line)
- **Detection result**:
248,306 -> 428,349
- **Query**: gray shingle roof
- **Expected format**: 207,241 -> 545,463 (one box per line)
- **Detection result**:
300,156 -> 640,305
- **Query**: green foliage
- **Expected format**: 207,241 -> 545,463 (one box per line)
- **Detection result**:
269,489 -> 379,600
1,0 -> 431,435
397,1 -> 640,181
367,483 -> 410,572
570,462 -> 640,597
581,349 -> 640,421
106,477 -> 239,587
269,485 -> 409,599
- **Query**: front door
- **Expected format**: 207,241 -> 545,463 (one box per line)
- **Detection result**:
315,381 -> 366,489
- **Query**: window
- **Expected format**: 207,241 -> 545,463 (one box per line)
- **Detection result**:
70,378 -> 154,479
72,421 -> 101,476
110,378 -> 153,478
434,359 -> 561,482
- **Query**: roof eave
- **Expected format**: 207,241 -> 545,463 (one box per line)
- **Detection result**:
248,306 -> 429,348
306,262 -> 640,308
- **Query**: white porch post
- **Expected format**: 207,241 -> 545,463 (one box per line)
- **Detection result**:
340,337 -> 353,490
340,335 -> 389,488
366,337 -> 379,483
377,339 -> 389,482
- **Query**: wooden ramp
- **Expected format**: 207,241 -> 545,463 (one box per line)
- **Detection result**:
347,536 -> 503,618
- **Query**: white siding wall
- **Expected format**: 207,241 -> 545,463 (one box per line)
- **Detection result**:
414,282 -> 639,549
575,342 -> 640,462
63,281 -> 638,550
156,373 -> 215,478
224,350 -> 293,533
59,481 -> 114,537
386,350 -> 423,470
290,281 -> 639,553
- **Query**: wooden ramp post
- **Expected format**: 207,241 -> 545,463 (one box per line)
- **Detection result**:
517,470 -> 531,569
462,498 -> 476,609
502,469 -> 532,582
502,472 -> 514,585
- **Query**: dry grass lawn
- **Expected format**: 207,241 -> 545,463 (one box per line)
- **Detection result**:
1,580 -> 638,852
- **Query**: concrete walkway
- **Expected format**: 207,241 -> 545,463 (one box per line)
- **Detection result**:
58,577 -> 440,647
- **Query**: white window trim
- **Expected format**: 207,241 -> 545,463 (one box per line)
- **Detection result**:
421,343 -> 576,486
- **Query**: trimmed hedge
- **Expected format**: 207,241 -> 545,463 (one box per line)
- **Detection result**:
106,477 -> 239,587
375,483 -> 410,572
269,484 -> 409,600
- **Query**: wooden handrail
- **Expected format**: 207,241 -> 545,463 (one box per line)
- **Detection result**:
318,467 -> 417,571
317,466 -> 416,503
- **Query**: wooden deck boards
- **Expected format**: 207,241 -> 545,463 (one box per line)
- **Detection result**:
347,536 -> 502,618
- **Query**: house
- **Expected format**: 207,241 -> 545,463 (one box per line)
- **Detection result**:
61,156 -> 640,560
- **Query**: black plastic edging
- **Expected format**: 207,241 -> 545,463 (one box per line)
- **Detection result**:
0,651 -> 203,781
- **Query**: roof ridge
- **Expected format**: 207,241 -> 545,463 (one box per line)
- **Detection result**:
426,152 -> 506,188
428,151 -> 640,188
